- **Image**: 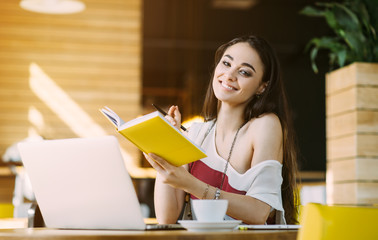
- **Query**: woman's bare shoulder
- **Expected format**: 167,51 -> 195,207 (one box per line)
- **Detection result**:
248,113 -> 282,131
246,113 -> 283,165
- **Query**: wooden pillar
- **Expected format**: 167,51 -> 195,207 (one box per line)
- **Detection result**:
326,62 -> 378,205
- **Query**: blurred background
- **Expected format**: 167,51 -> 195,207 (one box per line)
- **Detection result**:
0,0 -> 331,219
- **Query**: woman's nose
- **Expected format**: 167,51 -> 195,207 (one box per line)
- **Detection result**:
225,68 -> 237,81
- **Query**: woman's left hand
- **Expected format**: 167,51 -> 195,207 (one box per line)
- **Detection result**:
143,152 -> 191,189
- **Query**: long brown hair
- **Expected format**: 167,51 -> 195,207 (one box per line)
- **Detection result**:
202,35 -> 299,224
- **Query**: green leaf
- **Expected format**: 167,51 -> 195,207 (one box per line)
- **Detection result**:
315,2 -> 335,8
332,4 -> 360,32
312,37 -> 344,52
368,24 -> 377,40
305,38 -> 320,51
336,49 -> 347,67
299,6 -> 325,17
364,0 -> 378,34
324,9 -> 339,32
310,47 -> 319,73
356,1 -> 371,29
343,31 -> 366,55
329,52 -> 337,69
334,3 -> 359,25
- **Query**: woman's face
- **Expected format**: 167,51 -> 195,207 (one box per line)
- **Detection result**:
212,42 -> 266,106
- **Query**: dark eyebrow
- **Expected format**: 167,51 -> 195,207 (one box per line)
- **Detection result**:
224,54 -> 256,73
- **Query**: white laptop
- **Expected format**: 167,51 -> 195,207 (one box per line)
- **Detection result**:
18,135 -> 158,230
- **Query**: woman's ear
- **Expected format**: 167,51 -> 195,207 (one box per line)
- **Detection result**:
257,81 -> 269,95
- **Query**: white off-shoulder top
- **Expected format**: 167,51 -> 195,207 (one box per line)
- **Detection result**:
188,121 -> 286,224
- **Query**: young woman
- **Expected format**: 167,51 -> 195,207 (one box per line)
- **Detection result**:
144,35 -> 299,225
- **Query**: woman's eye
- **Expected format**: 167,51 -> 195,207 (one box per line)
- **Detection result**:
222,61 -> 231,67
239,69 -> 252,77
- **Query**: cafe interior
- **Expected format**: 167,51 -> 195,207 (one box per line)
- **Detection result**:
0,0 -> 377,239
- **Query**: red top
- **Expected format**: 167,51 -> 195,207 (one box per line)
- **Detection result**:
189,160 -> 246,199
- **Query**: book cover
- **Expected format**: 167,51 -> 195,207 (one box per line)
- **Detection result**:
100,107 -> 206,166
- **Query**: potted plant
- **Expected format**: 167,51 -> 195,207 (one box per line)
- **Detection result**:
300,0 -> 378,73
300,0 -> 378,206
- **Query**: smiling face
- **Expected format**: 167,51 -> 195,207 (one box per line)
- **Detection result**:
212,42 -> 267,107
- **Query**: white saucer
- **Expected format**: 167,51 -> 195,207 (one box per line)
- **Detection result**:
178,220 -> 242,232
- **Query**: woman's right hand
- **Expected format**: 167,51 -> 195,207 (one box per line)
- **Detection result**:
165,105 -> 182,130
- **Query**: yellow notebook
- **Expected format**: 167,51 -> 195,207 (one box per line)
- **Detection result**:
100,106 -> 206,166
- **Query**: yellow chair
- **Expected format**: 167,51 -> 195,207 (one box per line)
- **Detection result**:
297,203 -> 378,240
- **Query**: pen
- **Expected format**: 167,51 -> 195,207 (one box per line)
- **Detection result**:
152,103 -> 187,132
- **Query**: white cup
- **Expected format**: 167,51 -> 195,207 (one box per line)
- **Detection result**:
192,199 -> 228,222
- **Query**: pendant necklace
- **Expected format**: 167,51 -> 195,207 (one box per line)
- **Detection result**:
218,122 -> 246,190
184,121 -> 245,218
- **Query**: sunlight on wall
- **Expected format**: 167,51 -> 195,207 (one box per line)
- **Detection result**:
326,168 -> 334,204
28,62 -> 155,178
28,106 -> 44,133
28,63 -> 106,137
182,115 -> 204,129
27,106 -> 44,140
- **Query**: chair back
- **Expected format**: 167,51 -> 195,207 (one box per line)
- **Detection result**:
297,203 -> 378,240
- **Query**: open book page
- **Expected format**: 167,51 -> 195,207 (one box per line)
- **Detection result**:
100,106 -> 126,129
118,111 -> 165,131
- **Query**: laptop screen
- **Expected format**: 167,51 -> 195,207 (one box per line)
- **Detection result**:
18,136 -> 146,230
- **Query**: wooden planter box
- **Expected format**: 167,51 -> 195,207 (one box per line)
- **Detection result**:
326,62 -> 378,205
